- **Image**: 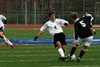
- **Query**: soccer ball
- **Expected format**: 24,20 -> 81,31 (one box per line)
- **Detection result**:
71,54 -> 76,60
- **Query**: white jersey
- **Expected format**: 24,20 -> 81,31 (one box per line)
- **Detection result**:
0,15 -> 6,30
40,18 -> 69,36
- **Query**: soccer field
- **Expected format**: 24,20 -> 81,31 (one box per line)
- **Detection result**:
0,28 -> 100,67
0,45 -> 100,67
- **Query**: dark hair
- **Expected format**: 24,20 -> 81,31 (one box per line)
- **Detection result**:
49,12 -> 55,17
71,12 -> 78,20
85,10 -> 89,13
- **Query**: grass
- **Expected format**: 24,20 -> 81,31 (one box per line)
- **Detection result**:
4,28 -> 100,39
0,28 -> 100,67
0,45 -> 100,67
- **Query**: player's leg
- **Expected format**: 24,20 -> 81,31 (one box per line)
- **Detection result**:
69,43 -> 78,57
3,35 -> 14,49
62,45 -> 66,54
3,35 -> 13,45
77,45 -> 87,62
68,38 -> 81,60
67,41 -> 78,60
53,33 -> 66,61
0,32 -> 14,49
60,33 -> 67,54
0,27 -> 14,49
56,41 -> 66,61
56,41 -> 65,57
77,36 -> 93,62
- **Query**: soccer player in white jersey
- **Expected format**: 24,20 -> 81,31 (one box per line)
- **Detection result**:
0,15 -> 14,49
34,12 -> 69,61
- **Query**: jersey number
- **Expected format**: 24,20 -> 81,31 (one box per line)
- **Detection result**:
79,21 -> 86,27
54,26 -> 57,29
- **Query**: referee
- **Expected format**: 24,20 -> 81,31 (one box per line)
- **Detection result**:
68,12 -> 93,62
34,12 -> 69,61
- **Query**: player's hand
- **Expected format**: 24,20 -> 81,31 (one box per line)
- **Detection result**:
92,29 -> 96,35
34,36 -> 38,41
73,40 -> 77,45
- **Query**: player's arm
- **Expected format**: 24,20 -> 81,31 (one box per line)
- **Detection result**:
73,24 -> 78,45
60,19 -> 69,26
34,23 -> 48,41
4,20 -> 7,24
34,31 -> 43,41
74,24 -> 78,40
1,15 -> 7,24
90,28 -> 96,35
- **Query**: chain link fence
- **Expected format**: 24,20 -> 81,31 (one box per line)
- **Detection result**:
0,0 -> 100,25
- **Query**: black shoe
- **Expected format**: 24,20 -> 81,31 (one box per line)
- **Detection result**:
65,56 -> 70,59
59,57 -> 66,61
66,56 -> 72,60
77,58 -> 80,62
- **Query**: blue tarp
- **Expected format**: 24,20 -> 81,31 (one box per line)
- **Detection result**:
0,37 -> 100,45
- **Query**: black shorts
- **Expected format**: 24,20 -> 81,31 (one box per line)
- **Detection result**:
0,26 -> 4,32
53,32 -> 67,48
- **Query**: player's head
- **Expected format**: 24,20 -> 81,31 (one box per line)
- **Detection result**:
71,12 -> 78,20
49,11 -> 55,21
85,10 -> 89,14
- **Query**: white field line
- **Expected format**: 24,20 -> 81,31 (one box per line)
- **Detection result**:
0,50 -> 57,53
19,47 -> 53,48
51,65 -> 100,67
0,49 -> 92,53
0,58 -> 100,63
0,54 -> 58,57
93,39 -> 100,41
0,59 -> 54,62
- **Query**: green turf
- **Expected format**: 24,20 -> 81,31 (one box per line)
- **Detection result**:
4,28 -> 99,39
0,28 -> 100,67
0,45 -> 100,67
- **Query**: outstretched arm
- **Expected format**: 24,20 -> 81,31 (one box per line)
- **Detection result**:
34,31 -> 43,41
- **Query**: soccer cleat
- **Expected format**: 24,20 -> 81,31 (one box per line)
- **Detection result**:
65,56 -> 70,59
59,57 -> 66,61
66,56 -> 74,61
68,56 -> 73,61
77,58 -> 80,62
5,42 -> 10,46
10,45 -> 14,49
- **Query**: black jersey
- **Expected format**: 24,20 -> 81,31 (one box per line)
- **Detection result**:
74,18 -> 93,40
83,14 -> 94,27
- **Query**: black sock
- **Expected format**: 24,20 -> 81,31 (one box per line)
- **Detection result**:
70,47 -> 76,56
78,50 -> 85,59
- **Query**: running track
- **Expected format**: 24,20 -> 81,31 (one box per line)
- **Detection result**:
0,37 -> 100,45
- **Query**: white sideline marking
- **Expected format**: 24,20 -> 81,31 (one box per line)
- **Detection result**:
0,50 -> 57,53
0,58 -> 100,63
0,49 -> 92,53
0,54 -> 58,57
19,47 -> 53,48
93,39 -> 100,41
51,65 -> 100,67
0,59 -> 54,62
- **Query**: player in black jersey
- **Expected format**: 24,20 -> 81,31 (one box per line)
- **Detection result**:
83,10 -> 96,35
68,12 -> 93,62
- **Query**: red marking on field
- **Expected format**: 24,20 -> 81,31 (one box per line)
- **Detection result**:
5,25 -> 42,28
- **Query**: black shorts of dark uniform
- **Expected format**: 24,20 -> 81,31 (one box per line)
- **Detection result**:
53,32 -> 67,48
0,26 -> 4,32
